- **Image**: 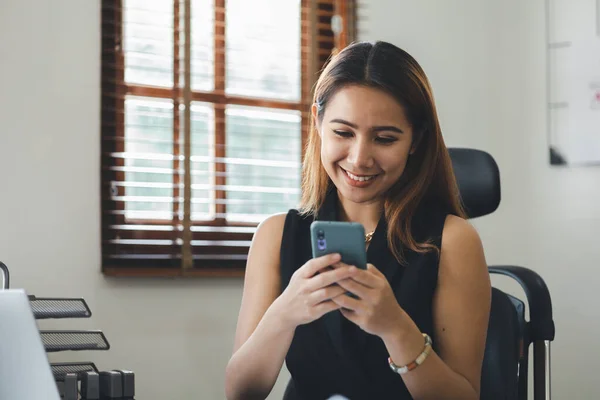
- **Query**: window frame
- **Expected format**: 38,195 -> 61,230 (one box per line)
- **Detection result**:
100,0 -> 354,277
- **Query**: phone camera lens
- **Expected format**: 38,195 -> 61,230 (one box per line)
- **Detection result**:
317,229 -> 324,239
317,238 -> 326,251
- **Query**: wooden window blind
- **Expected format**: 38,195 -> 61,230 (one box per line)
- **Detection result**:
101,0 -> 357,277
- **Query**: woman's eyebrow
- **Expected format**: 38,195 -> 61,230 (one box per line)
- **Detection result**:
329,118 -> 404,134
329,118 -> 358,128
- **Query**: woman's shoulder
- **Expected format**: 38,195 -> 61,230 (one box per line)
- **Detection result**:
255,212 -> 288,237
417,196 -> 482,250
439,214 -> 486,277
253,211 -> 312,283
254,209 -> 311,240
441,215 -> 483,252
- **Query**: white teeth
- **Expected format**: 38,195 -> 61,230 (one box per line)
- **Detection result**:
345,170 -> 376,182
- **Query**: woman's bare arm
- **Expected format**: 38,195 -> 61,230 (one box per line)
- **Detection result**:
225,213 -> 356,400
379,215 -> 491,399
225,213 -> 291,400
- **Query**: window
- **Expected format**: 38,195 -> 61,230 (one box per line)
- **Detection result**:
101,0 -> 356,276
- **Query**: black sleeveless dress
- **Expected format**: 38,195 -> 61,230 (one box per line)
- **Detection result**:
279,189 -> 449,400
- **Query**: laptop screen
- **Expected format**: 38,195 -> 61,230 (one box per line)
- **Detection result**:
0,289 -> 60,400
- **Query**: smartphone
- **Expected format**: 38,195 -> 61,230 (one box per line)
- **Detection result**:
310,221 -> 368,270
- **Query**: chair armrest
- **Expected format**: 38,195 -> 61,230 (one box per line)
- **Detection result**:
489,265 -> 555,341
0,261 -> 9,289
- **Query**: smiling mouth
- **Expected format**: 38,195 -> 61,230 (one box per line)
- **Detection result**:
340,167 -> 379,182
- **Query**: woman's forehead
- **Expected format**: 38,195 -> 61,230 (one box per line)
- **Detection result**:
323,86 -> 410,127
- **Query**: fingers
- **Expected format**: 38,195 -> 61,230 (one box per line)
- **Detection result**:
347,264 -> 380,288
312,300 -> 341,319
299,253 -> 341,278
321,261 -> 344,273
328,261 -> 346,269
307,283 -> 347,306
331,291 -> 361,311
306,265 -> 356,291
335,277 -> 371,299
367,263 -> 383,276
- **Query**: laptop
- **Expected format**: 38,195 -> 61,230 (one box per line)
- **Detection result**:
0,289 -> 60,400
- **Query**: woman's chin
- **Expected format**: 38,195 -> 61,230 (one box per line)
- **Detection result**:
335,182 -> 382,204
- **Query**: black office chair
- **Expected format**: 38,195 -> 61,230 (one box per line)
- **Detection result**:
449,147 -> 555,400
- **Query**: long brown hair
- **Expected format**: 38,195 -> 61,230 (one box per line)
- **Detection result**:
300,41 -> 466,264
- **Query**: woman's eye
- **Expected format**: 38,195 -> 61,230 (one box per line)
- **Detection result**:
333,130 -> 352,138
376,137 -> 397,144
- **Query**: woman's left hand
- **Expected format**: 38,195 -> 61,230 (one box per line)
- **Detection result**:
331,263 -> 406,338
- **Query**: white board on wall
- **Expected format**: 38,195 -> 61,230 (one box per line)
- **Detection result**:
547,0 -> 600,166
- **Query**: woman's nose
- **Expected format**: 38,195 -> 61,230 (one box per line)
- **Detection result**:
347,139 -> 374,169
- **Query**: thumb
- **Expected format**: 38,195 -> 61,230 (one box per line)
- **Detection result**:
366,263 -> 381,275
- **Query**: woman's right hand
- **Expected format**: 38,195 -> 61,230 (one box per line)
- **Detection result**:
274,252 -> 354,330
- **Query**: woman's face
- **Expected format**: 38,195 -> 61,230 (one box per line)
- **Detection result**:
315,85 -> 415,206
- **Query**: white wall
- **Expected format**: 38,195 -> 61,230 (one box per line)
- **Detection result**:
359,0 -> 600,398
1,0 -> 598,399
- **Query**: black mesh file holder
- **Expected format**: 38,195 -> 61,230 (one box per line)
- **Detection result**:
51,362 -> 99,381
41,330 -> 110,352
28,296 -> 92,319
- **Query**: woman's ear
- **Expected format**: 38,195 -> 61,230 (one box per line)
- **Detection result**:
311,103 -> 321,137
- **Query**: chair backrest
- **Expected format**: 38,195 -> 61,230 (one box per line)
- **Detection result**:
448,147 -> 501,219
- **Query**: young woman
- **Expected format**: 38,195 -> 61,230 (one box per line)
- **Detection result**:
225,41 -> 491,400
